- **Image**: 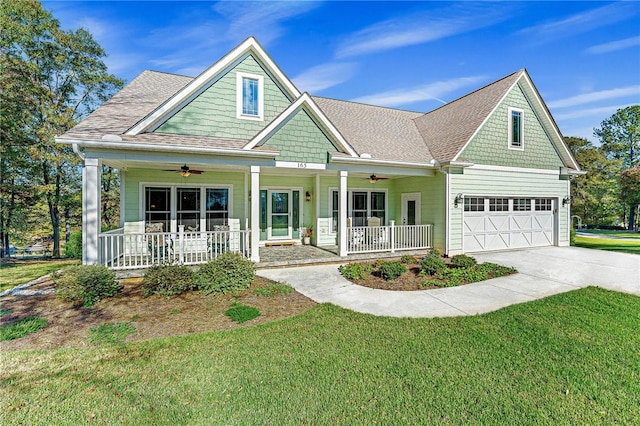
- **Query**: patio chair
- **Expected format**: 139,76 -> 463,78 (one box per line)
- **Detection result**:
146,222 -> 171,259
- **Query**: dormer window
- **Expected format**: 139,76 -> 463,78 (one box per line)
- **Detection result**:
236,72 -> 263,121
508,107 -> 523,150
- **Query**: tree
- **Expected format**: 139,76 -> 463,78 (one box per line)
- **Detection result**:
0,0 -> 123,257
565,137 -> 622,226
594,106 -> 640,230
620,165 -> 640,230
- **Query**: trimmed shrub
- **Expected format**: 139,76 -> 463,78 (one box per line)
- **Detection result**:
400,254 -> 417,264
55,265 -> 120,306
64,232 -> 82,259
338,263 -> 367,280
570,228 -> 576,246
196,252 -> 255,295
142,264 -> 195,297
379,261 -> 407,281
429,248 -> 442,257
476,262 -> 517,278
451,254 -> 477,268
419,253 -> 447,276
374,259 -> 387,269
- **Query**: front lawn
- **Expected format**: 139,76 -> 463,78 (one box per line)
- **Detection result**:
574,235 -> 640,255
580,229 -> 640,239
2,287 -> 639,424
0,259 -> 80,292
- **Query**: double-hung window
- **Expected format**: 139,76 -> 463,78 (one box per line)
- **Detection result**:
145,187 -> 171,232
508,107 -> 524,150
236,72 -> 263,120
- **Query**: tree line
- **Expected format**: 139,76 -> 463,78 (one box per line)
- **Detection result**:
567,105 -> 640,231
1,0 -> 122,257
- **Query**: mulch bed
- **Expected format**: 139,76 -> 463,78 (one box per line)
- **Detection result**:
0,276 -> 316,351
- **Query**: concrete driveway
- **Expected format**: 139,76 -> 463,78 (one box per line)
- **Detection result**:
257,247 -> 640,318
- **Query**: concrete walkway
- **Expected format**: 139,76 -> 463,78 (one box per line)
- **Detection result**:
257,247 -> 640,318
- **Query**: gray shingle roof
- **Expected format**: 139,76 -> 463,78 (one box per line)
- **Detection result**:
413,70 -> 523,163
60,70 -> 192,140
312,97 -> 434,163
60,67 -> 544,166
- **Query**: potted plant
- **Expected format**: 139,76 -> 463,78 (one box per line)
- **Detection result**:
303,224 -> 313,245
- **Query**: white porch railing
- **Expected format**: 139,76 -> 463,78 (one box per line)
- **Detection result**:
347,222 -> 433,254
98,227 -> 251,270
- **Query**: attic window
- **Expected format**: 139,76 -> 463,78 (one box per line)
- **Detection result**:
508,107 -> 524,150
236,72 -> 264,121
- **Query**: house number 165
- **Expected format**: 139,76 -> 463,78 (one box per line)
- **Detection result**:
298,163 -> 307,168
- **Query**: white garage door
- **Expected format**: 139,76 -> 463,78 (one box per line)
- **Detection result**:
463,197 -> 555,252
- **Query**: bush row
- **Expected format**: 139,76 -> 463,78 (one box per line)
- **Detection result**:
143,252 -> 255,297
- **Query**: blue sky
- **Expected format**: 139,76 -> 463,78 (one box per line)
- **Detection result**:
44,1 -> 640,143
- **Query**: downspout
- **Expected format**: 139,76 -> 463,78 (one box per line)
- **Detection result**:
72,143 -> 85,161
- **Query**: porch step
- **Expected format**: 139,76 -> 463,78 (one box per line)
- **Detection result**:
265,241 -> 297,247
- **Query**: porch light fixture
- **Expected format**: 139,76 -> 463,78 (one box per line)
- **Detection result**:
369,174 -> 378,184
179,164 -> 191,177
305,191 -> 311,202
562,196 -> 571,207
454,193 -> 463,208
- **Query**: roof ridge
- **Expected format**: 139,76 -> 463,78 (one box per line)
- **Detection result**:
420,69 -> 524,117
312,95 -> 423,115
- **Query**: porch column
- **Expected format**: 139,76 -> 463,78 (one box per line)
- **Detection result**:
250,166 -> 260,262
83,158 -> 101,264
338,170 -> 348,257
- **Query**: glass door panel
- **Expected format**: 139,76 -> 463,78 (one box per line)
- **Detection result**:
268,191 -> 291,239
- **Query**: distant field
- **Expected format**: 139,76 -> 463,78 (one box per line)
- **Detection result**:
0,260 -> 79,291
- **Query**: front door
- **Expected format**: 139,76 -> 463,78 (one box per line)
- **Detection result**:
268,190 -> 291,239
401,193 -> 421,225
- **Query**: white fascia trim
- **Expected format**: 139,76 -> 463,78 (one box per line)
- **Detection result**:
439,160 -> 474,168
126,37 -> 301,136
452,71 -> 523,162
243,92 -> 358,157
329,154 -> 435,169
520,73 -> 580,171
469,164 -> 561,175
56,137 -> 278,159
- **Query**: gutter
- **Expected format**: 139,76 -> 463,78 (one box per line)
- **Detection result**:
56,136 -> 279,159
329,154 -> 437,169
72,143 -> 85,161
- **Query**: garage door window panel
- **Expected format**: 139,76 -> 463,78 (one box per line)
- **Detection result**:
464,197 -> 485,212
489,198 -> 509,212
535,199 -> 552,211
513,198 -> 531,212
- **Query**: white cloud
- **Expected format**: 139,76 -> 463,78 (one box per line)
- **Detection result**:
335,3 -> 511,58
554,104 -> 636,121
519,2 -> 638,41
351,76 -> 486,108
292,62 -> 356,93
548,86 -> 640,109
586,36 -> 640,54
214,1 -> 320,46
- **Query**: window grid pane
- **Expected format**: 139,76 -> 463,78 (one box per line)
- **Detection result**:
145,187 -> 171,232
489,198 -> 509,212
177,188 -> 200,231
464,197 -> 485,212
535,199 -> 552,211
242,77 -> 259,116
511,110 -> 522,147
331,190 -> 338,233
371,192 -> 385,224
206,188 -> 229,229
513,198 -> 531,211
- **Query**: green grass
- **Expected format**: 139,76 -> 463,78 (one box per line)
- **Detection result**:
575,235 -> 640,254
2,287 -> 639,424
87,322 -> 136,345
0,259 -> 80,292
580,229 -> 640,239
254,281 -> 293,297
0,317 -> 47,341
224,303 -> 261,323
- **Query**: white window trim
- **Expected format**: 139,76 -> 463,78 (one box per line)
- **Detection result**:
508,107 -> 524,151
139,182 -> 233,233
236,72 -> 264,121
328,187 -> 389,234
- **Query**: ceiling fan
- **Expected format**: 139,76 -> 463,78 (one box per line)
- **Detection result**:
163,164 -> 204,177
367,174 -> 389,184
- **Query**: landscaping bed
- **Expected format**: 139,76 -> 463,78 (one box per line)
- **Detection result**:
339,253 -> 517,290
0,274 -> 315,351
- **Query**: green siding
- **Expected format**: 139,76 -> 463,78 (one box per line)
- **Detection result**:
448,168 -> 569,253
261,109 -> 337,163
460,83 -> 564,170
391,174 -> 446,252
156,55 -> 291,139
